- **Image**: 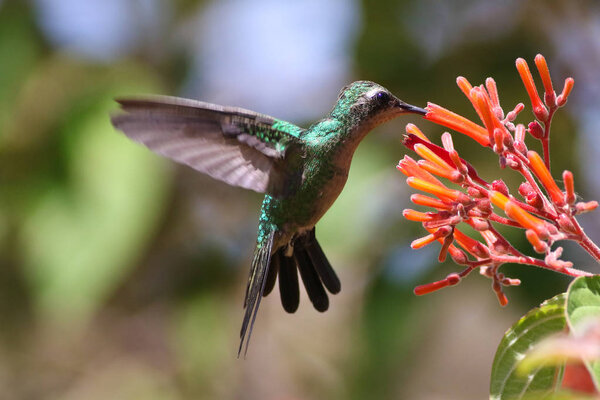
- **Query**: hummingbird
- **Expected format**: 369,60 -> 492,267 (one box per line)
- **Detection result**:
110,81 -> 426,355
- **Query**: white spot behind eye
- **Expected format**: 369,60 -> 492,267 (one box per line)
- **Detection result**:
365,88 -> 382,99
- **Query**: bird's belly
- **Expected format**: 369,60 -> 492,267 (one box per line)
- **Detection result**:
280,170 -> 348,233
306,173 -> 348,224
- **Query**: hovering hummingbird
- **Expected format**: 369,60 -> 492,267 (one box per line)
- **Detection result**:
111,81 -> 426,355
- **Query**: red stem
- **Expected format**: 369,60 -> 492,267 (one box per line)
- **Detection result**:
541,107 -> 557,170
571,217 -> 600,264
493,255 -> 593,277
488,213 -> 523,227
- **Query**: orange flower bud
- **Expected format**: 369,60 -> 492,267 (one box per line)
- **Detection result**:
410,194 -> 453,210
485,77 -> 503,119
563,170 -> 576,205
407,177 -> 469,203
527,150 -> 565,205
575,201 -> 598,214
557,77 -> 574,107
403,209 -> 435,222
516,57 -> 549,122
414,273 -> 461,296
418,160 -> 463,183
397,156 -> 443,186
526,229 -> 548,253
453,229 -> 490,258
405,123 -> 430,142
456,76 -> 473,97
505,201 -> 548,238
534,54 -> 554,95
414,143 -> 456,172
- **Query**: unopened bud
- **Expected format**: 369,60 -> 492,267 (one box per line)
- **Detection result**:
468,187 -> 485,198
502,277 -> 521,286
448,246 -> 468,265
526,229 -> 548,253
519,182 -> 534,197
492,180 -> 509,197
557,214 -> 578,235
506,103 -> 525,122
470,218 -> 490,231
528,121 -> 544,139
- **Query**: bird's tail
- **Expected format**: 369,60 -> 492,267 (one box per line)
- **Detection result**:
264,228 -> 341,313
239,226 -> 275,357
239,227 -> 341,356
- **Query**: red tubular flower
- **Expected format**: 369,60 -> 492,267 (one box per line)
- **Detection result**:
403,134 -> 488,185
410,194 -> 453,210
526,229 -> 548,253
456,76 -> 473,97
400,54 -> 597,306
418,160 -> 463,182
534,54 -> 553,94
489,191 -> 510,210
397,156 -> 443,186
472,88 -> 497,141
414,273 -> 461,296
534,54 -> 556,107
576,201 -> 598,214
516,57 -> 549,122
405,123 -> 430,142
403,209 -> 435,222
414,143 -> 456,172
406,177 -> 469,203
506,103 -> 525,122
457,76 -> 487,124
411,226 -> 452,249
505,201 -> 548,238
453,229 -> 489,258
425,103 -> 491,147
557,78 -> 574,107
563,170 -> 576,205
485,77 -> 503,119
527,150 -> 565,206
493,284 -> 509,306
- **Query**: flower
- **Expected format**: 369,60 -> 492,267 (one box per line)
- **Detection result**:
398,54 -> 595,306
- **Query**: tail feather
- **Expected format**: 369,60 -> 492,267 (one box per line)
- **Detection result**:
277,249 -> 300,313
304,230 -> 341,294
295,247 -> 329,312
262,251 -> 279,297
239,229 -> 275,357
272,227 -> 340,313
239,227 -> 341,355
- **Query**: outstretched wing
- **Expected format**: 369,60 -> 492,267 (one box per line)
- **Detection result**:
111,96 -> 305,197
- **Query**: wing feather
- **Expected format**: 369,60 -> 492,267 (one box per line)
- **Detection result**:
111,96 -> 305,196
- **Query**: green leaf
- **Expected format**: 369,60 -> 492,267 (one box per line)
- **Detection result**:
490,294 -> 567,400
566,276 -> 600,392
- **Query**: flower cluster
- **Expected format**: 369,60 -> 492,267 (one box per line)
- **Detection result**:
400,54 -> 599,305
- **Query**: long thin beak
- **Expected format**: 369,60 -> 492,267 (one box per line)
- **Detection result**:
395,98 -> 427,116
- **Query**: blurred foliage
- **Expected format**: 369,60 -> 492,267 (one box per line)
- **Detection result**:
0,0 -> 598,399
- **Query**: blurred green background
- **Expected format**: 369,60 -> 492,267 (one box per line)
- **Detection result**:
1,0 -> 599,399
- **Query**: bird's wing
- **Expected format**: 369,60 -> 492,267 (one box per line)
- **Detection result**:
111,96 -> 305,197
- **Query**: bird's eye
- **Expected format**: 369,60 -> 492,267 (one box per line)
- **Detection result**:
375,91 -> 390,102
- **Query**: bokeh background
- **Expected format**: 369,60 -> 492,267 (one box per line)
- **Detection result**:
1,0 -> 600,399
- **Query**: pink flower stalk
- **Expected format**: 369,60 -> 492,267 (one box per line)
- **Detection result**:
401,55 -> 599,306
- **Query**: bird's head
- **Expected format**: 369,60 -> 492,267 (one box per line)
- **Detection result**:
331,81 -> 426,128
